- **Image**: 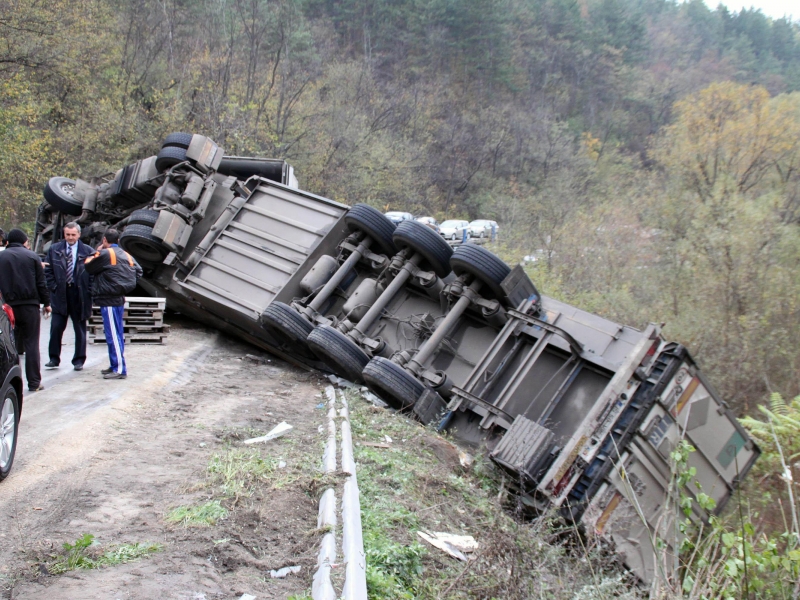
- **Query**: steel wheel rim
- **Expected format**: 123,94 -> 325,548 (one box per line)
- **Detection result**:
0,396 -> 15,469
59,181 -> 76,198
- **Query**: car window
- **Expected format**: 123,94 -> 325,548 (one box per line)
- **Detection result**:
441,220 -> 464,227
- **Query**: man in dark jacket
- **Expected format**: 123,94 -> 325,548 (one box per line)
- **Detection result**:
84,230 -> 142,379
0,229 -> 52,391
44,222 -> 95,371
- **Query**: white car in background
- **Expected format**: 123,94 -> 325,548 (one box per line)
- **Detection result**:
384,211 -> 414,224
439,219 -> 470,241
468,219 -> 499,239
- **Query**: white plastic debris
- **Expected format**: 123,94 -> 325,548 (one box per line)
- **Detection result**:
458,450 -> 474,468
362,391 -> 389,408
243,422 -> 293,444
239,595 -> 257,600
270,565 -> 301,578
417,531 -> 479,561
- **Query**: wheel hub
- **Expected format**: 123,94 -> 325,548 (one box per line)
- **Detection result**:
0,396 -> 15,469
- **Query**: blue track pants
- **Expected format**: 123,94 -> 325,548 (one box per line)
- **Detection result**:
101,305 -> 126,375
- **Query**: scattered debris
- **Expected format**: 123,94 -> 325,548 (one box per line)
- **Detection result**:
458,450 -> 473,468
243,422 -> 293,444
361,442 -> 391,449
384,435 -> 392,443
417,531 -> 479,562
327,374 -> 355,388
244,354 -> 269,364
239,594 -> 257,600
361,390 -> 389,408
278,461 -> 287,468
269,565 -> 301,578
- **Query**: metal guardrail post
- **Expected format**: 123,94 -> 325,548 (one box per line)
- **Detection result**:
339,391 -> 368,599
312,387 -> 338,600
313,387 -> 368,600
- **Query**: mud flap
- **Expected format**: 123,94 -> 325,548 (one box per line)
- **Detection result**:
413,389 -> 448,425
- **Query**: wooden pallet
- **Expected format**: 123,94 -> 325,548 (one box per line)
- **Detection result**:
91,334 -> 166,345
89,297 -> 169,344
89,324 -> 171,335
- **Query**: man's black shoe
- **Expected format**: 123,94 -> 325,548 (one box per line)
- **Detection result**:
45,361 -> 59,368
103,372 -> 127,380
74,365 -> 84,371
101,367 -> 114,375
28,384 -> 45,392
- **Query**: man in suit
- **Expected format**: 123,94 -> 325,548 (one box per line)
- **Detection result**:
44,222 -> 94,371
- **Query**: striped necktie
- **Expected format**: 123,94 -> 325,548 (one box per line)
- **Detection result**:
66,245 -> 74,284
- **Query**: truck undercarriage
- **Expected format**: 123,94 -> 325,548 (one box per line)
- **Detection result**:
34,133 -> 759,584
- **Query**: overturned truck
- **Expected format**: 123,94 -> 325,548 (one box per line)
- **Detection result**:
36,133 -> 759,583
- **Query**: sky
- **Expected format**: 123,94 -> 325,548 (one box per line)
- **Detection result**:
704,0 -> 797,19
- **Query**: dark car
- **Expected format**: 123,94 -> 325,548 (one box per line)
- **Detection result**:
0,292 -> 22,481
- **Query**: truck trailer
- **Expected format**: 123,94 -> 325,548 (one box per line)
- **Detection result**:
35,133 -> 759,583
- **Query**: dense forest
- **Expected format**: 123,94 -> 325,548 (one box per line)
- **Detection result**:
3,0 -> 800,595
1,0 -> 799,412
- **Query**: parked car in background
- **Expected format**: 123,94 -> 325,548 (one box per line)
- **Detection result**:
439,219 -> 470,240
468,219 -> 498,239
384,211 -> 414,224
0,292 -> 22,482
415,216 -> 439,233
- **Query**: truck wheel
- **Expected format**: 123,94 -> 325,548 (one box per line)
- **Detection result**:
43,177 -> 82,216
344,203 -> 397,256
259,301 -> 315,360
307,325 -> 370,383
128,209 -> 160,227
120,224 -> 168,266
161,132 -> 194,150
0,386 -> 19,481
155,146 -> 188,173
362,357 -> 425,411
393,220 -> 453,278
450,244 -> 511,302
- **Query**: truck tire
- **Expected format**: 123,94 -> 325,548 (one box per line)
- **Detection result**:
307,325 -> 370,383
344,204 -> 397,256
155,146 -> 188,173
393,220 -> 453,278
362,357 -> 425,411
43,177 -> 82,216
259,301 -> 316,359
120,224 -> 169,266
161,132 -> 194,150
128,209 -> 160,227
450,244 -> 511,302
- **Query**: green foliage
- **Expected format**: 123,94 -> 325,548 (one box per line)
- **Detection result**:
207,449 -> 277,498
166,500 -> 228,527
47,534 -> 162,574
740,393 -> 800,477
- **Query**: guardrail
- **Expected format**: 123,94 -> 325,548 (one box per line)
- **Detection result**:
312,386 -> 368,600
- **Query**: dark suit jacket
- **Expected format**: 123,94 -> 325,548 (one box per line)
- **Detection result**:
44,240 -> 94,319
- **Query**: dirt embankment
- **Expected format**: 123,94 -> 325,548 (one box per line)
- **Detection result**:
1,317 -> 329,600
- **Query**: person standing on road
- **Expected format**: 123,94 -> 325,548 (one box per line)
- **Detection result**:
84,229 -> 142,380
0,228 -> 52,391
44,222 -> 94,371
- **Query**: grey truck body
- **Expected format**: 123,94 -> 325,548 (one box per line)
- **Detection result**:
35,134 -> 758,583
